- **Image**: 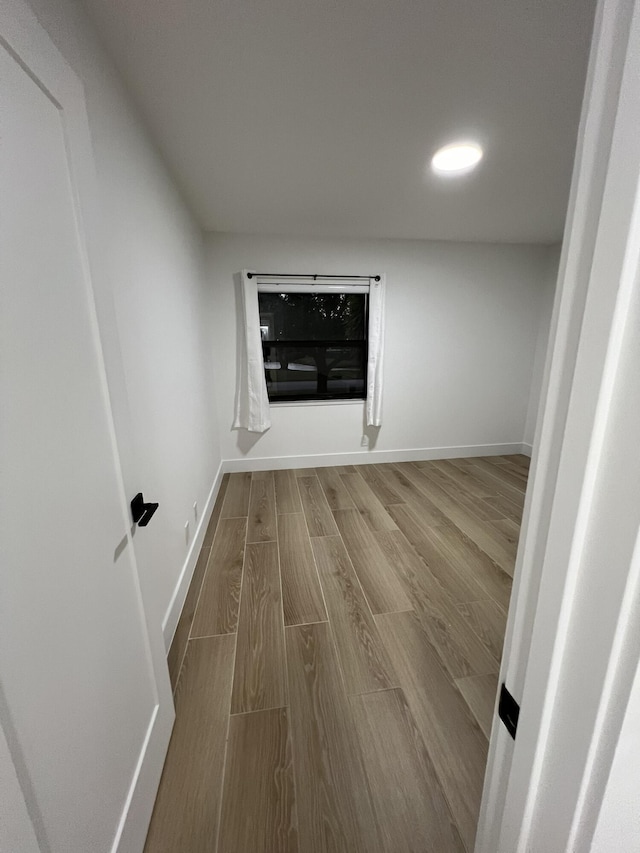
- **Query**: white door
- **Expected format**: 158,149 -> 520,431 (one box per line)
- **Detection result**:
476,0 -> 640,849
0,2 -> 174,851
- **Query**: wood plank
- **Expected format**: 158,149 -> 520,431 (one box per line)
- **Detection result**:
375,528 -> 498,679
483,492 -> 524,525
333,508 -> 412,615
222,472 -> 252,517
298,475 -> 339,537
315,466 -> 355,510
191,517 -> 246,638
375,611 -> 488,851
498,454 -> 531,475
386,504 -> 489,605
483,519 -> 519,576
499,465 -> 530,487
455,673 -> 499,740
202,474 -> 230,546
294,467 -> 317,477
312,535 -> 398,694
475,456 -> 529,487
356,463 -> 406,505
492,453 -> 530,470
493,516 -> 522,549
144,635 -> 235,853
394,463 -> 518,575
424,521 -> 514,611
247,471 -> 277,543
274,469 -> 302,514
168,544 -> 210,690
426,459 -> 496,499
456,599 -> 508,661
331,465 -> 358,474
477,456 -> 529,486
218,708 -> 298,853
352,688 -> 465,853
285,622 -> 382,853
372,464 -> 447,524
510,453 -> 530,467
231,542 -> 286,713
340,473 -> 398,531
277,513 -> 327,626
410,462 -> 506,524
454,458 -> 525,505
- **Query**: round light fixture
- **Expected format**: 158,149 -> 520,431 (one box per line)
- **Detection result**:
431,141 -> 483,175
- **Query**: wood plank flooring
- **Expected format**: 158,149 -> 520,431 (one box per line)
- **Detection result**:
148,454 -> 528,853
218,707 -> 298,853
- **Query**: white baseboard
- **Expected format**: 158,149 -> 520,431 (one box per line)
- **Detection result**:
161,461 -> 225,650
222,442 -> 528,473
521,442 -> 533,457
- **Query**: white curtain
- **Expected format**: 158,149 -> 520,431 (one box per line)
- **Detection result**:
234,271 -> 386,432
233,271 -> 271,433
366,275 -> 385,427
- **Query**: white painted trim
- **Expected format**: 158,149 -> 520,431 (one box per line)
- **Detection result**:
258,282 -> 370,293
520,442 -> 533,457
109,704 -> 158,853
568,528 -> 640,849
161,461 -> 225,650
221,442 -> 527,473
270,399 -> 364,408
254,275 -> 375,287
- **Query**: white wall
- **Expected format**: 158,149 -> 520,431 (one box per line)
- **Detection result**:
206,232 -> 556,467
27,0 -> 222,642
523,246 -> 561,447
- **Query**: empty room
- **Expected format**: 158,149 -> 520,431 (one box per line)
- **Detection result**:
4,0 -> 640,851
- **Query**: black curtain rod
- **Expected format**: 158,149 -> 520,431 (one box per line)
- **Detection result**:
247,272 -> 381,281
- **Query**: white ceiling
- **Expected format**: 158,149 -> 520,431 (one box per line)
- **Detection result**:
83,0 -> 595,243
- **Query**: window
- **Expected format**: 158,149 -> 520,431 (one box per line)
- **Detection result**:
258,290 -> 368,402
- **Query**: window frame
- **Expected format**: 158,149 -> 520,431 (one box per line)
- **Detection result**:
257,280 -> 370,405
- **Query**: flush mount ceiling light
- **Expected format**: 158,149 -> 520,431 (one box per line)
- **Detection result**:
431,141 -> 483,175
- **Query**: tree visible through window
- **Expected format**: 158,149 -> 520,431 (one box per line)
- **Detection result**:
258,291 -> 368,401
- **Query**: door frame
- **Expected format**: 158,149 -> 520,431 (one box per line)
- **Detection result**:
476,0 -> 640,848
0,2 -> 174,850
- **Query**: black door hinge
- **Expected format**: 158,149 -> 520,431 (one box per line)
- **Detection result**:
498,683 -> 520,739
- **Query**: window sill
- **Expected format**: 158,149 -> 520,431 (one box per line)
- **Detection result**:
269,399 -> 365,409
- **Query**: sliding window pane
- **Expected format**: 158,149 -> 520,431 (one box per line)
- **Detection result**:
262,343 -> 366,401
258,292 -> 367,342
